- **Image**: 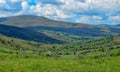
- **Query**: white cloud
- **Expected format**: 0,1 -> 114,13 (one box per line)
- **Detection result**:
60,0 -> 120,16
0,0 -> 6,3
56,10 -> 72,19
21,1 -> 28,10
10,0 -> 19,2
41,4 -> 57,16
76,16 -> 90,23
108,16 -> 120,21
0,0 -> 120,24
16,1 -> 30,15
10,0 -> 31,3
76,15 -> 104,24
93,16 -> 102,20
29,3 -> 72,19
0,11 -> 7,17
107,15 -> 120,25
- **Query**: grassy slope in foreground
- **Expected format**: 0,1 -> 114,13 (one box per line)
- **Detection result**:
0,55 -> 120,72
0,35 -> 120,72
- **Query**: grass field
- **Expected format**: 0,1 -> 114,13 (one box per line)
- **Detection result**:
0,53 -> 120,72
0,35 -> 120,72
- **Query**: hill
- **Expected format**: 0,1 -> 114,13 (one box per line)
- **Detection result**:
0,15 -> 95,28
0,34 -> 120,58
0,34 -> 120,72
0,24 -> 63,44
0,15 -> 120,42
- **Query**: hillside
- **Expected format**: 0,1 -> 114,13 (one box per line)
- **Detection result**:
0,34 -> 120,58
0,15 -> 95,28
0,35 -> 59,55
0,15 -> 120,42
0,0 -> 120,71
0,24 -> 63,44
0,34 -> 120,72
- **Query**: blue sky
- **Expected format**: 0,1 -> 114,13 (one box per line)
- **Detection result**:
0,0 -> 120,25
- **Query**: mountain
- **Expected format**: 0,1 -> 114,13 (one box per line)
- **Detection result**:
0,24 -> 63,44
114,24 -> 120,27
0,15 -> 96,28
0,15 -> 120,42
0,25 -> 120,72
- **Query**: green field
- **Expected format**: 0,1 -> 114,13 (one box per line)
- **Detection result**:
0,35 -> 120,72
0,54 -> 120,72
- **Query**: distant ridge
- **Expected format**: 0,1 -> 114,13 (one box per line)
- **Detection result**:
0,15 -> 96,28
0,24 -> 63,44
0,15 -> 120,41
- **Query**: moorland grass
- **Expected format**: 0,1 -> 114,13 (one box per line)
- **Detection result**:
0,54 -> 120,72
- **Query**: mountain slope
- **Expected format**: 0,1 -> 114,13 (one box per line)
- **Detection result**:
0,15 -> 120,42
0,15 -> 96,28
0,24 -> 63,44
0,33 -> 120,58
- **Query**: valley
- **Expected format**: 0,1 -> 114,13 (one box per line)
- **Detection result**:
0,15 -> 120,72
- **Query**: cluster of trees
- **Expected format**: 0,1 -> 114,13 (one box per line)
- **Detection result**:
0,35 -> 120,59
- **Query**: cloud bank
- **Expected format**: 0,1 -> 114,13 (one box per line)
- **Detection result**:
0,0 -> 120,24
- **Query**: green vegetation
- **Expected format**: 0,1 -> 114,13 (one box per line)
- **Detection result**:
39,30 -> 96,42
0,24 -> 63,43
0,34 -> 120,72
1,15 -> 120,42
0,55 -> 120,72
0,15 -> 120,72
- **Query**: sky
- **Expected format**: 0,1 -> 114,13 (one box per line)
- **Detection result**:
0,0 -> 120,25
